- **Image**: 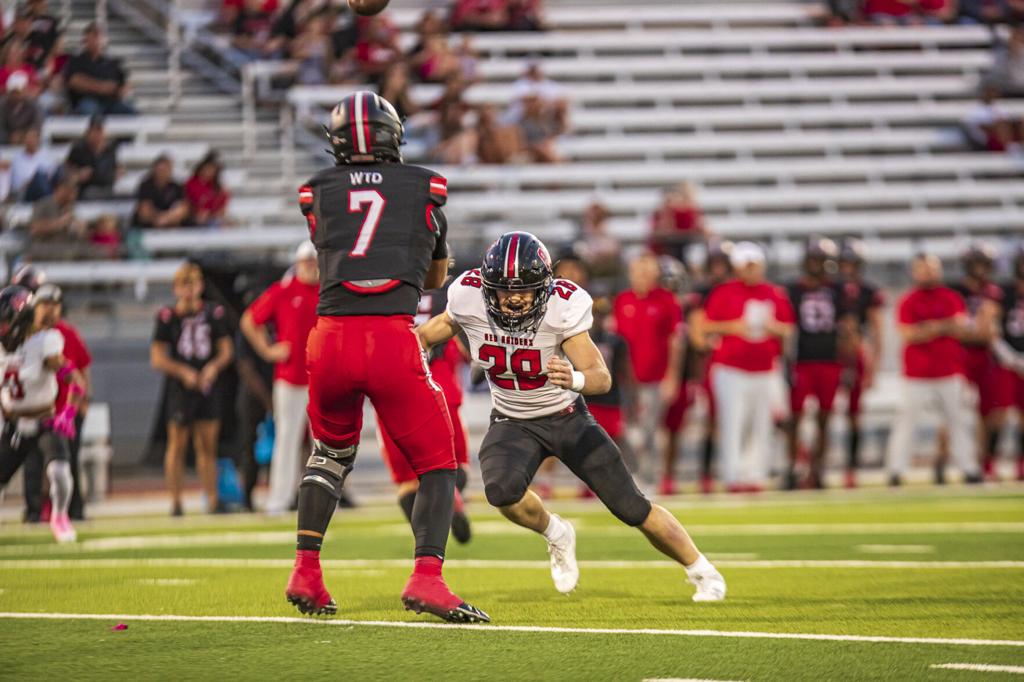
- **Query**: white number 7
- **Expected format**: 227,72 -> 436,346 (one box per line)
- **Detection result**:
348,189 -> 386,257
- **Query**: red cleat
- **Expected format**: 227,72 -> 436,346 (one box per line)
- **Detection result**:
401,557 -> 490,623
700,475 -> 715,495
983,457 -> 999,482
659,477 -> 677,497
285,550 -> 337,616
844,470 -> 857,489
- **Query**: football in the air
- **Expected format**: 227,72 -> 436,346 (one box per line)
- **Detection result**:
348,0 -> 390,16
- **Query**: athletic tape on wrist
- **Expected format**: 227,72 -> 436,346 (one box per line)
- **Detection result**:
571,370 -> 586,393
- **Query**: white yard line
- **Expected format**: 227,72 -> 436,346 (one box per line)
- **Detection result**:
856,545 -> 936,554
930,663 -> 1024,674
0,558 -> 1022,570
643,678 -> 746,682
1,611 -> 1022,648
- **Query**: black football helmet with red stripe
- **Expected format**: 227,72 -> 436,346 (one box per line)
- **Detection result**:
481,231 -> 553,332
325,91 -> 403,165
0,285 -> 34,352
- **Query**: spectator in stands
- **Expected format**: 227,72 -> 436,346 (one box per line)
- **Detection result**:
88,214 -> 123,259
64,23 -> 136,116
450,0 -> 511,31
431,74 -> 477,164
65,115 -> 121,199
28,174 -> 84,258
509,63 -> 567,124
575,200 -> 622,279
231,0 -> 285,61
508,0 -> 545,30
988,26 -> 1024,98
185,151 -> 231,227
354,15 -> 402,81
8,126 -> 55,200
0,12 -> 32,55
613,252 -> 684,487
23,0 -> 62,68
292,8 -> 336,85
0,72 -> 43,145
650,182 -> 710,264
964,85 -> 1024,154
519,93 -> 563,163
823,0 -> 864,24
133,155 -> 191,228
476,103 -> 522,163
959,0 -> 1009,23
410,33 -> 463,84
864,0 -> 957,24
0,40 -> 40,95
378,62 -> 419,121
220,0 -> 279,32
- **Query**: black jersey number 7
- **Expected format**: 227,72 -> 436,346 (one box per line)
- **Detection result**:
347,189 -> 386,258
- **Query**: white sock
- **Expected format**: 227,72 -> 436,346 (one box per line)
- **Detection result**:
684,553 -> 713,577
542,513 -> 566,542
47,460 -> 73,518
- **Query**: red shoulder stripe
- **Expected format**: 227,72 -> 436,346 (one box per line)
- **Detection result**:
429,176 -> 447,197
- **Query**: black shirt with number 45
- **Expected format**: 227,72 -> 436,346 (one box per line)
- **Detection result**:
299,163 -> 449,317
153,302 -> 231,371
786,279 -> 848,362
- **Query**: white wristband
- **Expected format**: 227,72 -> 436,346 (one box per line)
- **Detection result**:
570,370 -> 586,393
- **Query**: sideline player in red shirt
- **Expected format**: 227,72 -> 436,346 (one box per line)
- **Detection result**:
702,242 -> 794,492
285,92 -> 487,623
886,253 -> 982,485
376,284 -> 474,544
991,247 -> 1024,480
950,245 -> 1005,479
613,252 -> 683,489
784,237 -> 850,490
836,239 -> 884,489
241,241 -> 320,514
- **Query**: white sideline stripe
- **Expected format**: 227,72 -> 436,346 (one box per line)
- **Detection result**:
1,612 -> 1023,648
643,678 -> 746,682
1,558 -> 1022,570
856,545 -> 936,554
136,579 -> 197,586
930,663 -> 1024,674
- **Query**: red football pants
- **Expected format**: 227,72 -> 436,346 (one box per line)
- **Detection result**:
306,315 -> 456,476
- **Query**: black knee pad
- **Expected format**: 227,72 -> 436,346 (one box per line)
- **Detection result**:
606,490 -> 652,527
300,440 -> 357,500
484,480 -> 528,508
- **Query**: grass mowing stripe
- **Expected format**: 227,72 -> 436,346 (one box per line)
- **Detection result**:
930,663 -> 1024,673
1,558 -> 1023,569
2,611 -> 1024,647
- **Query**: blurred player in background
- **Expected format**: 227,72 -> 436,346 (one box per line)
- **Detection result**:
836,238 -> 884,489
0,286 -> 85,543
950,245 -> 1005,479
377,283 -> 473,544
991,246 -> 1024,481
887,254 -> 982,485
241,242 -> 320,514
702,242 -> 795,492
418,231 -> 726,602
684,240 -> 733,494
234,286 -> 275,513
613,252 -> 683,488
150,263 -> 234,516
287,92 -> 487,623
784,237 -> 848,490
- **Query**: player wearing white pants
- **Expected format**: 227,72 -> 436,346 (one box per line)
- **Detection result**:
712,364 -> 776,486
266,380 -> 310,513
887,376 -> 976,478
886,254 -> 981,484
700,243 -> 795,491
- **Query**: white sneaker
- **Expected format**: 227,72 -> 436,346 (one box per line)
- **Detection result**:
546,514 -> 579,594
688,563 -> 726,602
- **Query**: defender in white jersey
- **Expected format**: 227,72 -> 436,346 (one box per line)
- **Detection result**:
0,286 -> 85,543
418,232 -> 726,601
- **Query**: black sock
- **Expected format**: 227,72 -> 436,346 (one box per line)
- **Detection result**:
296,482 -> 338,552
987,429 -> 1000,460
700,436 -> 714,477
847,429 -> 860,470
1019,431 -> 1024,460
398,490 -> 416,523
455,466 -> 468,492
412,469 -> 455,559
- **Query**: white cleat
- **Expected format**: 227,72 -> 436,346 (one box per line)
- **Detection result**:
546,514 -> 579,594
689,564 -> 727,602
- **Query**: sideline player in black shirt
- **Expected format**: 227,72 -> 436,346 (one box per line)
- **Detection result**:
151,263 -> 233,517
285,91 -> 488,624
784,237 -> 849,490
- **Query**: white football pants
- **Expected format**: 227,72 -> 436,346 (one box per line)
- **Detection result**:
265,380 -> 310,514
886,375 -> 979,477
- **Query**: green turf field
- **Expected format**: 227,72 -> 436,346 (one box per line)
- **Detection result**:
2,488 -> 1023,680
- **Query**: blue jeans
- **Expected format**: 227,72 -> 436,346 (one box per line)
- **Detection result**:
73,97 -> 138,116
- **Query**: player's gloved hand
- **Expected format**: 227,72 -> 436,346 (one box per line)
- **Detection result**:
50,404 -> 79,440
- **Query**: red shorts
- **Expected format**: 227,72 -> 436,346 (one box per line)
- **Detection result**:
306,315 -> 456,476
588,403 -> 624,440
790,361 -> 843,414
992,365 -> 1024,412
843,350 -> 866,416
963,347 -> 1006,416
380,403 -> 468,484
663,381 -> 695,434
